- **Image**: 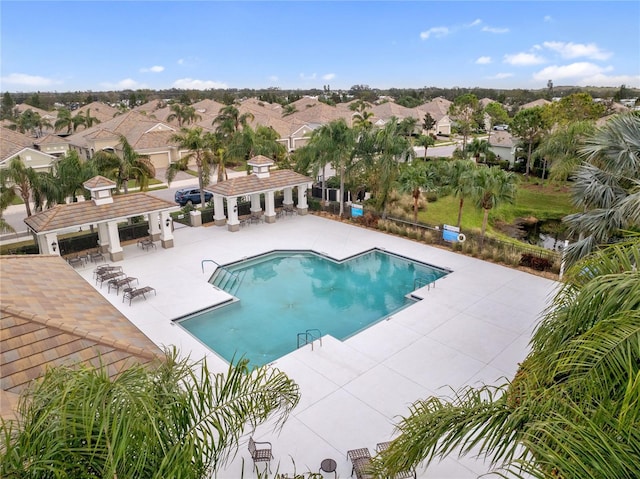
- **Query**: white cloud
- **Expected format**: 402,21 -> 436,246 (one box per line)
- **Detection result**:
322,73 -> 336,80
420,27 -> 449,40
172,78 -> 227,89
177,59 -> 185,65
533,62 -> 639,87
544,15 -> 553,22
482,26 -> 509,34
467,19 -> 482,27
99,78 -> 146,90
268,75 -> 278,82
0,72 -> 58,88
489,72 -> 514,79
542,41 -> 612,60
532,62 -> 612,82
140,65 -> 164,73
299,73 -> 317,80
504,52 -> 546,66
476,56 -> 492,64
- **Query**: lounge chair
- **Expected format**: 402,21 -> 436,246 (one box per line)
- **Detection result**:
347,448 -> 372,479
375,442 -> 416,479
248,436 -> 273,471
122,286 -> 156,305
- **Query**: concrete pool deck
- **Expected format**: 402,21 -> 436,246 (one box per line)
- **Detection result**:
75,214 -> 558,478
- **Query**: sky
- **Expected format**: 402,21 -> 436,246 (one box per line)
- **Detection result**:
2,1 -> 639,93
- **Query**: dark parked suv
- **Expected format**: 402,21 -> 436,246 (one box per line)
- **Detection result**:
174,188 -> 213,206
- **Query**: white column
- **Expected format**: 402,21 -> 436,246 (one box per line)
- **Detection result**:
250,193 -> 261,215
283,187 -> 293,208
264,191 -> 276,223
296,184 -> 309,214
227,197 -> 240,232
159,211 -> 174,248
213,194 -> 226,226
148,212 -> 161,240
97,222 -> 109,252
39,232 -> 60,255
107,220 -> 124,261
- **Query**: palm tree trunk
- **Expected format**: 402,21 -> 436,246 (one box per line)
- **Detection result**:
457,198 -> 464,228
339,166 -> 345,217
481,208 -> 489,248
413,191 -> 419,223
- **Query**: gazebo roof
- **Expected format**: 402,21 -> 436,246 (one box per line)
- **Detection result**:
207,170 -> 312,197
24,193 -> 178,233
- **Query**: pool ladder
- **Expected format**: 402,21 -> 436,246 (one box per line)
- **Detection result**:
414,274 -> 438,291
297,329 -> 323,351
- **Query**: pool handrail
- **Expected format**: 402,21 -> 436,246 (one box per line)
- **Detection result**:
297,329 -> 323,351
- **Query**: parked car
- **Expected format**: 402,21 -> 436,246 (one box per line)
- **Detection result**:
174,188 -> 213,206
493,124 -> 509,131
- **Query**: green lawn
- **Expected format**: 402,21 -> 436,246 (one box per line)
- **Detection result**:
416,182 -> 579,238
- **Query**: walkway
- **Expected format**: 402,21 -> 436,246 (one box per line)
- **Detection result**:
71,215 -> 557,478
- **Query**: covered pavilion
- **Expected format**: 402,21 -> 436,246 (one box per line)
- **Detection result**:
24,176 -> 179,261
207,155 -> 313,232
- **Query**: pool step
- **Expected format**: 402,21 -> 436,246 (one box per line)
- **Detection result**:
211,268 -> 245,296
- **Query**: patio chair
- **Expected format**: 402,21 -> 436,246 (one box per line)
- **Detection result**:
347,448 -> 372,479
248,436 -> 273,471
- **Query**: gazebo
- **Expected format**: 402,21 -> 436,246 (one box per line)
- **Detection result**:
208,156 -> 313,232
24,176 -> 179,261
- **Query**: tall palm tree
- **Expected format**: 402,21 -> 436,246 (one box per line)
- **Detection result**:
35,150 -> 97,209
469,166 -> 518,242
444,159 -> 477,228
93,136 -> 155,194
373,238 -> 640,479
212,105 -> 254,136
563,111 -> 640,264
0,349 -> 300,478
169,127 -> 217,206
0,157 -> 39,216
415,134 -> 435,159
397,161 -> 438,223
367,118 -> 415,216
71,108 -> 100,131
167,103 -> 202,127
54,108 -> 75,134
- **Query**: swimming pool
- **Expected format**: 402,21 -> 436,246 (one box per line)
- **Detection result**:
177,249 -> 449,367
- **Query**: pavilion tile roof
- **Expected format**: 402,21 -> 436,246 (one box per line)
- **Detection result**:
208,170 -> 312,197
0,255 -> 162,400
83,175 -> 116,189
0,128 -> 36,161
24,193 -> 178,233
35,133 -> 69,146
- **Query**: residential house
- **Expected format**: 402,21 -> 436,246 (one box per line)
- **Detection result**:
488,130 -> 517,166
0,127 -> 57,172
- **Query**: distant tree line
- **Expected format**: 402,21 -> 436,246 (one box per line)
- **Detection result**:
2,84 -> 637,119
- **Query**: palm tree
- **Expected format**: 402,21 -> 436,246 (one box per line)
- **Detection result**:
373,238 -> 640,479
54,108 -> 75,134
169,127 -> 217,206
0,180 -> 17,233
8,109 -> 51,137
469,166 -> 518,242
72,108 -> 100,131
0,157 -> 39,216
0,349 -> 300,478
535,121 -> 596,181
367,118 -> 415,216
352,109 -> 374,130
93,136 -> 155,194
415,134 -> 435,159
301,119 -> 356,216
563,112 -> 640,264
448,94 -> 480,152
213,105 -> 254,135
36,150 -> 97,209
397,161 -> 438,223
466,138 -> 490,163
167,103 -> 202,127
444,159 -> 477,228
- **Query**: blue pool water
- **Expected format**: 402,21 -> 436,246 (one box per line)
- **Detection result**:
178,249 -> 449,367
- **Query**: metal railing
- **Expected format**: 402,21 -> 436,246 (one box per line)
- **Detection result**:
297,329 -> 323,351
